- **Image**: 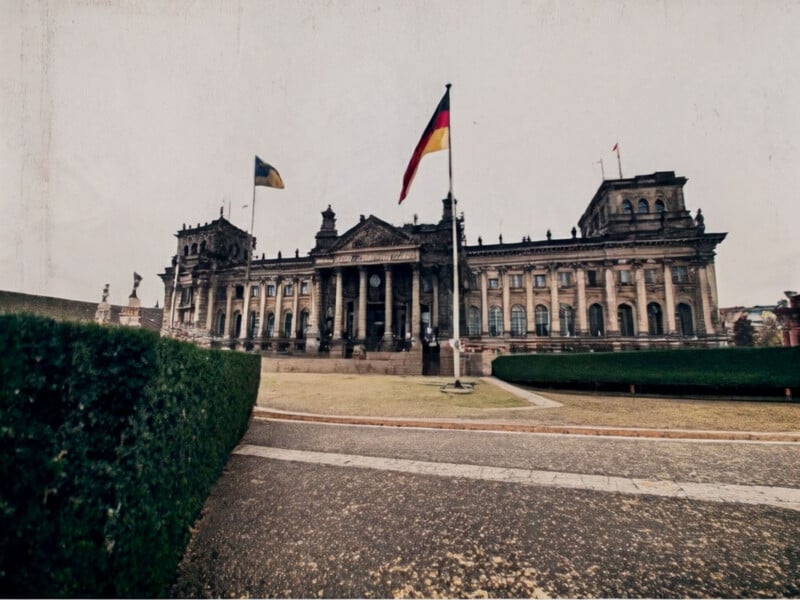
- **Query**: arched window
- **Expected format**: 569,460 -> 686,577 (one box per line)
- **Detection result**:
283,311 -> 293,338
191,243 -> 198,255
535,304 -> 549,336
510,305 -> 526,337
200,240 -> 207,252
647,302 -> 664,335
183,245 -> 190,256
266,313 -> 275,337
621,200 -> 633,214
676,303 -> 694,336
298,309 -> 310,338
233,312 -> 242,338
637,198 -> 649,213
618,304 -> 635,337
559,304 -> 575,336
216,311 -> 226,336
467,306 -> 481,336
589,303 -> 604,336
488,306 -> 502,336
655,199 -> 665,213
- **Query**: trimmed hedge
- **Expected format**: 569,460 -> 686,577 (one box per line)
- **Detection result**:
492,347 -> 800,398
0,314 -> 260,597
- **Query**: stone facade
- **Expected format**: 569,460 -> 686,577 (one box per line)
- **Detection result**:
160,171 -> 728,372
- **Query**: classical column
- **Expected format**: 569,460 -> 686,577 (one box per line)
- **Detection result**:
549,266 -> 561,336
292,277 -> 300,338
697,264 -> 714,335
333,269 -> 343,340
432,272 -> 439,329
306,275 -> 321,348
576,265 -> 587,335
501,268 -> 510,336
663,262 -> 676,334
273,279 -> 284,338
239,281 -> 250,340
604,267 -> 619,334
411,266 -> 420,343
224,284 -> 233,338
525,267 -> 534,335
357,268 -> 367,341
635,264 -> 648,336
258,280 -> 267,339
383,266 -> 393,342
706,261 -> 720,329
480,270 -> 489,335
206,280 -> 216,332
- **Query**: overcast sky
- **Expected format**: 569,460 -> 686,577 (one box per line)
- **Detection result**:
2,0 -> 798,310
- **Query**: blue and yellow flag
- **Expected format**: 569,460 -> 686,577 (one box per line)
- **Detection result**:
254,156 -> 285,189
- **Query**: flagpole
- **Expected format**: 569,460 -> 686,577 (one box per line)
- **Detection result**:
242,183 -> 256,340
446,83 -> 461,381
615,144 -> 623,179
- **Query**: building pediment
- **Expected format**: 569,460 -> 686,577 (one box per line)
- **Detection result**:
332,215 -> 417,252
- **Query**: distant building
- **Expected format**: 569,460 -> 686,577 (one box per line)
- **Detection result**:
0,290 -> 163,332
719,305 -> 778,340
776,291 -> 800,347
161,171 -> 727,374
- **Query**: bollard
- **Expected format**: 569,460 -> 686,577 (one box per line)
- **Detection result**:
629,383 -> 635,395
786,387 -> 793,402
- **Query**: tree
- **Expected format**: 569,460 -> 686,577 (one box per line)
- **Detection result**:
756,312 -> 782,347
732,315 -> 755,346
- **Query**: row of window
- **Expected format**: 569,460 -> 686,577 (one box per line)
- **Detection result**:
212,281 -> 311,301
216,308 -> 310,339
485,266 -> 690,290
467,302 -> 695,338
621,198 -> 666,215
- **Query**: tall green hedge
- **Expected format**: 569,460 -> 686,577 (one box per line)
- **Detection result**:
0,314 -> 260,597
493,347 -> 800,397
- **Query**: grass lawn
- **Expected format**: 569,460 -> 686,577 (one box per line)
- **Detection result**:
257,371 -> 800,432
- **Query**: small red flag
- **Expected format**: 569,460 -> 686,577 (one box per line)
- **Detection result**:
612,142 -> 619,152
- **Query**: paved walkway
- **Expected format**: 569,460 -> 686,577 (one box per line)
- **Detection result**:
235,443 -> 800,511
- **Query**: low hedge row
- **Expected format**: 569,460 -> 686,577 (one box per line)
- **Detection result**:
492,347 -> 800,398
0,314 -> 261,597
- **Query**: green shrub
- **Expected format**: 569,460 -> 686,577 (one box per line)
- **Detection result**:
492,347 -> 800,396
0,314 -> 260,597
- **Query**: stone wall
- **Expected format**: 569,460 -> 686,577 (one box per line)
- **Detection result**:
261,349 -> 423,376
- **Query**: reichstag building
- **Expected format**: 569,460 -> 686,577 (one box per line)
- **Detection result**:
161,171 -> 727,373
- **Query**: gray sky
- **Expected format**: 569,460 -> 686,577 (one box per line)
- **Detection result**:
2,0 -> 798,310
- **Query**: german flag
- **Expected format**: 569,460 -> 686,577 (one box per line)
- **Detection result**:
399,89 -> 450,203
254,156 -> 285,189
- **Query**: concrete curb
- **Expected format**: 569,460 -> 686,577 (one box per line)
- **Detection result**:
251,407 -> 800,443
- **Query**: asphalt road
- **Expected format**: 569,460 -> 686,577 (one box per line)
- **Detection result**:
173,419 -> 800,598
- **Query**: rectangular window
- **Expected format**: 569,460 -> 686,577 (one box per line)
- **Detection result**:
618,270 -> 631,285
250,285 -> 259,297
558,271 -> 572,287
534,274 -> 547,288
284,284 -> 293,297
488,278 -> 500,289
235,285 -> 244,299
215,286 -> 226,301
267,284 -> 276,297
644,269 -> 658,284
671,266 -> 689,283
509,274 -> 523,289
300,280 -> 310,295
587,270 -> 598,287
180,287 -> 193,305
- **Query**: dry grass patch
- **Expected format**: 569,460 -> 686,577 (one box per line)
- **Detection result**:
257,371 -> 800,432
258,372 -> 527,419
527,390 -> 800,432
